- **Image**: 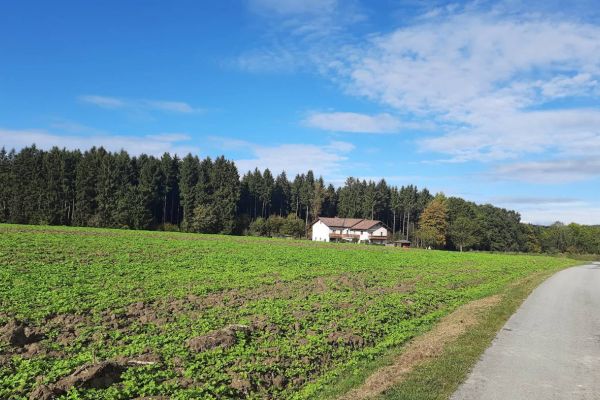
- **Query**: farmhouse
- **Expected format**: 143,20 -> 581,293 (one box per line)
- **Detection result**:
311,217 -> 389,243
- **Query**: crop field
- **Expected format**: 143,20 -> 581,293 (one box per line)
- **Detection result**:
0,224 -> 578,399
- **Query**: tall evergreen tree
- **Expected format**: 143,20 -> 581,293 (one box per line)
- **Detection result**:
209,156 -> 240,234
74,148 -> 103,226
310,177 -> 325,222
161,153 -> 180,226
272,171 -> 291,216
290,174 -> 304,218
260,169 -> 274,218
179,154 -> 200,230
0,148 -> 11,222
138,155 -> 166,228
322,184 -> 337,217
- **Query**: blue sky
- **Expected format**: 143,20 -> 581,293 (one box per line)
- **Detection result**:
1,0 -> 600,224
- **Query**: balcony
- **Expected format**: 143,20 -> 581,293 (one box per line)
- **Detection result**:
329,233 -> 359,240
368,235 -> 389,241
329,233 -> 390,242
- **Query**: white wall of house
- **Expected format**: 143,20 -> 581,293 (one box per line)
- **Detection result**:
372,225 -> 387,237
311,220 -> 331,242
311,220 -> 389,243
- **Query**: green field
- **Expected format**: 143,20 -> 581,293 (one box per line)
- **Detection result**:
0,225 -> 579,399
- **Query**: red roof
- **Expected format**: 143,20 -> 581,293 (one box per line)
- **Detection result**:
316,217 -> 383,230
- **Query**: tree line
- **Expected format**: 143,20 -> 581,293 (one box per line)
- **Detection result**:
1,145 -> 598,254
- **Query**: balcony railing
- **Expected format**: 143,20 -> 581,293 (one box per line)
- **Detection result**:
329,233 -> 389,241
329,233 -> 359,240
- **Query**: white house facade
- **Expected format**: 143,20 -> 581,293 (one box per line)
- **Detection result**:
311,217 -> 389,244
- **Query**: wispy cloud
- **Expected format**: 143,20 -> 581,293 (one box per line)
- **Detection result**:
421,109 -> 600,162
491,196 -> 582,205
210,136 -> 354,178
236,0 -> 364,73
304,112 -> 401,133
248,0 -> 338,16
492,158 -> 600,183
0,127 -> 199,157
517,201 -> 600,225
79,95 -> 205,114
314,9 -> 600,180
79,95 -> 125,109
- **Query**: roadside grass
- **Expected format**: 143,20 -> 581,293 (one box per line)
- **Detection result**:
319,269 -> 563,400
377,270 -> 560,400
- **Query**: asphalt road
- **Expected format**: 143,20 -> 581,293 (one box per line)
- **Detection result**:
451,264 -> 600,400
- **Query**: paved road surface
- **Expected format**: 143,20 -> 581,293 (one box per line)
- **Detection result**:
452,264 -> 600,400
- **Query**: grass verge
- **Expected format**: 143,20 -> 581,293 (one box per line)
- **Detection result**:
323,268 -> 569,400
376,270 -> 559,400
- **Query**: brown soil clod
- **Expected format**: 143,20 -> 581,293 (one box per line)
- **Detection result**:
230,375 -> 253,394
327,331 -> 366,349
1,319 -> 45,347
187,324 -> 252,352
30,361 -> 127,400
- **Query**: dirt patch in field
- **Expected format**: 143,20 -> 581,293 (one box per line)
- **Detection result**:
327,331 -> 366,349
30,361 -> 127,400
0,319 -> 45,347
337,294 -> 502,400
188,324 -> 252,352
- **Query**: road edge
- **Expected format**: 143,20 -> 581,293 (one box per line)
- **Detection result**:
374,268 -> 571,400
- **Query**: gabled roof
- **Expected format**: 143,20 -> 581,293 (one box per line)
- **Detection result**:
351,219 -> 382,230
315,217 -> 383,230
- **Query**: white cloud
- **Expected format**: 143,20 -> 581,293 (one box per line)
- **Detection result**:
492,158 -> 600,183
421,109 -> 600,162
0,128 -> 199,157
537,73 -> 598,98
488,195 -> 600,224
248,0 -> 338,16
304,112 -> 401,133
237,0 -> 363,72
336,15 -> 600,115
79,95 -> 204,114
321,11 -> 600,175
234,46 -> 301,73
211,136 -> 354,178
144,100 -> 196,113
79,95 -> 125,109
491,196 -> 581,205
519,203 -> 600,225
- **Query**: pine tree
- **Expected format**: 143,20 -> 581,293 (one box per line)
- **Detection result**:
161,153 -> 180,226
310,177 -> 325,221
0,148 -> 12,222
10,145 -> 45,224
179,154 -> 200,230
390,187 -> 400,238
322,184 -> 337,217
249,168 -> 263,219
210,156 -> 240,234
138,155 -> 166,228
300,171 -> 315,225
272,171 -> 291,216
260,169 -> 274,217
290,174 -> 303,218
74,148 -> 102,226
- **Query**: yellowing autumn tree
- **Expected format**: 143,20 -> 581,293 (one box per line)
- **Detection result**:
417,194 -> 448,248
